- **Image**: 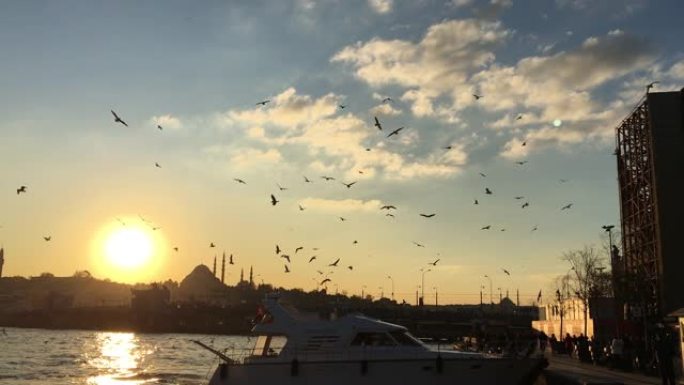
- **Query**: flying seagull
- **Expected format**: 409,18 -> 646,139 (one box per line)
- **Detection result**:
110,110 -> 128,126
386,126 -> 404,138
320,278 -> 331,285
531,225 -> 538,232
474,199 -> 479,205
210,242 -> 215,248
342,181 -> 357,189
561,203 -> 573,210
339,104 -> 346,109
481,225 -> 491,230
485,188 -> 492,195
429,259 -> 440,266
155,162 -> 161,168
151,226 -> 161,231
295,246 -> 303,254
522,202 -> 530,208
284,265 -> 290,273
173,247 -> 179,252
115,217 -> 127,226
373,117 -> 382,131
256,100 -> 270,106
233,178 -> 247,184
385,213 -> 395,218
303,176 -> 312,183
339,217 -> 347,222
157,124 -> 163,130
514,196 -> 524,200
229,254 -> 234,265
281,254 -> 291,263
329,258 -> 340,267
380,205 -> 396,210
353,240 -> 358,244
43,236 -> 51,241
270,194 -> 279,206
502,268 -> 510,276
298,204 -> 305,211
16,185 -> 27,195
347,265 -> 353,270
412,241 -> 425,247
516,114 -> 523,120
308,256 -> 317,263
276,245 -> 281,254
522,141 -> 527,146
479,172 -> 486,177
420,213 -> 436,218
277,183 -> 288,191
515,161 -> 528,165
321,176 -> 335,181
382,97 -> 392,103
473,94 -> 483,100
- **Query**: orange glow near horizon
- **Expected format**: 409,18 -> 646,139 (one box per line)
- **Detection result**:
91,218 -> 166,283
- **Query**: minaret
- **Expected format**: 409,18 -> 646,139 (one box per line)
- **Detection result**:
213,255 -> 217,277
240,268 -> 244,283
221,252 -> 225,284
249,266 -> 253,286
0,247 -> 4,279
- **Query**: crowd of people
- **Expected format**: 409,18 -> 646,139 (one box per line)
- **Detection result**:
536,325 -> 679,385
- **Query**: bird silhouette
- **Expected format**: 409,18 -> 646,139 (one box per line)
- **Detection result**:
429,259 -> 440,266
522,202 -> 529,208
339,104 -> 346,109
316,270 -> 324,275
110,110 -> 128,126
559,179 -> 568,183
502,268 -> 510,276
479,172 -> 486,177
329,258 -> 340,267
342,181 -> 357,189
385,213 -> 395,218
515,161 -> 528,165
173,247 -> 179,252
485,188 -> 492,195
531,225 -> 538,232
561,203 -> 573,210
303,176 -> 312,183
115,217 -> 126,226
514,196 -> 524,200
233,178 -> 247,184
444,145 -> 453,150
270,194 -> 279,206
474,199 -> 479,205
500,228 -> 506,232
481,225 -> 491,230
353,240 -> 358,244
382,97 -> 392,103
298,204 -> 305,211
522,141 -> 527,146
473,94 -> 483,100
386,126 -> 404,138
275,245 -> 281,254
295,246 -> 303,254
256,100 -> 270,106
380,205 -> 396,210
358,170 -> 364,174
157,124 -> 163,130
284,265 -> 290,273
339,217 -> 346,221
347,265 -> 353,270
646,81 -> 659,92
229,254 -> 234,264
43,236 -> 51,241
16,185 -> 27,195
151,226 -> 161,231
420,213 -> 436,218
155,162 -> 161,168
321,176 -> 335,181
308,256 -> 317,263
281,255 -> 291,263
320,278 -> 331,285
210,242 -> 215,248
374,117 -> 382,130
277,183 -> 288,191
516,114 -> 523,120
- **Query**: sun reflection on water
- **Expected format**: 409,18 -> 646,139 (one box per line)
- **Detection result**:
87,332 -> 152,385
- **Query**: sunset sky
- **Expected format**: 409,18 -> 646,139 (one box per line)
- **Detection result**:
1,0 -> 683,304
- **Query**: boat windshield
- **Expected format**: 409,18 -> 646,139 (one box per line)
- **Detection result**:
251,335 -> 287,357
350,332 -> 397,347
389,331 -> 424,347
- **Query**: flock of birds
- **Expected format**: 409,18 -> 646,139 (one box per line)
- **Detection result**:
16,81 -> 659,301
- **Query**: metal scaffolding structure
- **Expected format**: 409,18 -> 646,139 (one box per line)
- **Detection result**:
615,98 -> 661,320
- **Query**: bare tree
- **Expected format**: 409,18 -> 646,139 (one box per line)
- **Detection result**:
560,245 -> 611,335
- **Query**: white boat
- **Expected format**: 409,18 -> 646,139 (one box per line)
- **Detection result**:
201,294 -> 546,385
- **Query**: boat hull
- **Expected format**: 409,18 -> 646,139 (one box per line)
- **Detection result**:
208,356 -> 546,385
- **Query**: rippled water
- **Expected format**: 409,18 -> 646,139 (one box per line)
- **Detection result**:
0,327 -> 252,385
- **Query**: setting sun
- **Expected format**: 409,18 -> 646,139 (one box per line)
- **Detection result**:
104,228 -> 153,268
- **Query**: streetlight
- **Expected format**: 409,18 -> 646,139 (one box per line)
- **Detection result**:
498,287 -> 502,303
433,286 -> 438,306
379,286 -> 384,298
420,268 -> 431,306
386,275 -> 395,301
484,275 -> 493,304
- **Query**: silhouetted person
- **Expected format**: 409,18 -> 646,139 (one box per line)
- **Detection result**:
655,328 -> 676,385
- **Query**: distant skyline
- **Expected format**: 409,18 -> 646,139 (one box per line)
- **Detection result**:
1,0 -> 683,304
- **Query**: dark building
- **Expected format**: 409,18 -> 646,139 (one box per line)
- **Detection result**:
616,89 -> 684,320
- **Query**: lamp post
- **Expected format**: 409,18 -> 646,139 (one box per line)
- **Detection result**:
498,287 -> 502,303
420,268 -> 431,306
433,286 -> 438,306
387,275 -> 395,301
484,275 -> 493,304
361,285 -> 367,298
379,286 -> 384,299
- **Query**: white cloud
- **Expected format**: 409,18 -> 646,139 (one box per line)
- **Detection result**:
368,0 -> 393,14
369,103 -> 402,116
150,114 -> 183,130
299,198 -> 383,212
223,147 -> 283,169
449,0 -> 472,8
